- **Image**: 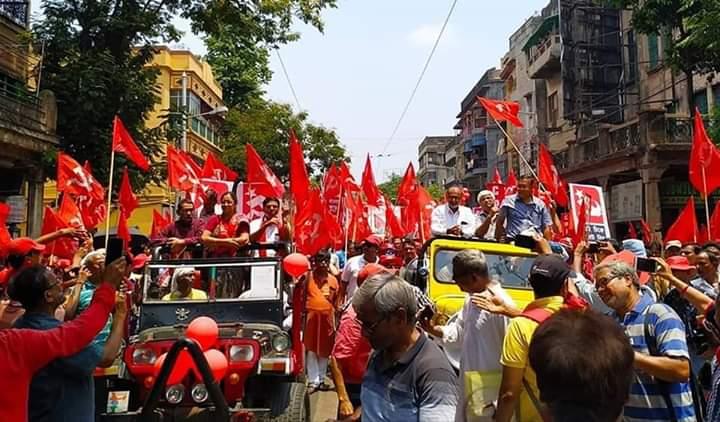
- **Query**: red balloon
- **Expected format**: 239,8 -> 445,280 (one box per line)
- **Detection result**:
197,349 -> 228,382
153,351 -> 191,385
186,316 -> 218,351
283,253 -> 310,278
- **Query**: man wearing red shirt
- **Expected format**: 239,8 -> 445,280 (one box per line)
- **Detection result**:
0,258 -> 125,422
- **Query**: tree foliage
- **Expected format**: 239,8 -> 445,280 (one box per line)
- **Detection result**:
33,0 -> 337,189
379,174 -> 444,203
222,97 -> 347,180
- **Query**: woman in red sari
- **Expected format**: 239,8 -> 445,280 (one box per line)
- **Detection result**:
304,250 -> 340,393
201,192 -> 250,258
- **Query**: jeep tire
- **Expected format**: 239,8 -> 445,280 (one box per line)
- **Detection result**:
267,382 -> 309,422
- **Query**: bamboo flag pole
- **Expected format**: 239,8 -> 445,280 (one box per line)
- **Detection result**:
103,149 -> 116,249
489,115 -> 550,194
703,167 -> 712,239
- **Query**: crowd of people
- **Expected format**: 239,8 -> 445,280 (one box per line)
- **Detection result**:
2,176 -> 720,422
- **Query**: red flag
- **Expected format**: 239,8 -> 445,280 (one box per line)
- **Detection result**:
339,161 -> 361,193
40,206 -> 75,259
246,144 -> 285,199
665,197 -> 698,244
345,192 -> 372,242
167,145 -> 200,191
201,151 -> 238,181
505,170 -> 518,198
112,116 -> 149,171
58,195 -> 85,230
476,97 -> 524,128
57,153 -> 105,201
640,219 -> 653,245
571,198 -> 587,247
117,212 -> 131,246
295,189 -> 333,255
384,196 -> 404,238
486,168 -> 506,204
151,209 -> 171,238
77,196 -> 106,231
538,144 -> 569,207
689,108 -> 720,195
118,167 -> 138,218
289,130 -> 311,207
361,155 -> 382,207
710,202 -> 720,241
397,163 -> 418,206
628,222 -> 638,240
699,224 -> 710,244
235,182 -> 266,221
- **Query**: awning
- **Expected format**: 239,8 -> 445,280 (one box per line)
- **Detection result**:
523,15 -> 559,52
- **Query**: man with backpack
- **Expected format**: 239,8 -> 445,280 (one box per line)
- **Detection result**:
594,259 -> 695,421
495,254 -> 572,422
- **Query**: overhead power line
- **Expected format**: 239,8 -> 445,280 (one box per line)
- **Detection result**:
275,49 -> 302,112
381,0 -> 460,154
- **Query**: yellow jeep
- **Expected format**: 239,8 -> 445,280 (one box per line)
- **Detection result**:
416,237 -> 537,324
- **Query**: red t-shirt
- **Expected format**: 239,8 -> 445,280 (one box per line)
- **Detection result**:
204,214 -> 249,257
332,306 -> 372,385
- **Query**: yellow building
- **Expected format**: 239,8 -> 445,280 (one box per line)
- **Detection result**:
45,46 -> 225,235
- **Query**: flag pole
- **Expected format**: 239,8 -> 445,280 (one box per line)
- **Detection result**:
103,149 -> 116,249
703,167 -> 712,239
489,115 -> 549,194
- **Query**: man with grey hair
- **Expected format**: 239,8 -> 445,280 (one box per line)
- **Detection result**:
594,259 -> 695,421
421,249 -> 514,421
474,190 -> 498,240
353,274 -> 458,421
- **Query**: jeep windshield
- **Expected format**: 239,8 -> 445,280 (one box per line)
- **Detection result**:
433,249 -> 535,290
143,259 -> 281,302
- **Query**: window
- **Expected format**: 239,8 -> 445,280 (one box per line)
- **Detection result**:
627,30 -> 637,83
433,250 -> 534,289
474,110 -> 486,128
548,92 -> 559,128
694,89 -> 709,115
648,34 -> 660,69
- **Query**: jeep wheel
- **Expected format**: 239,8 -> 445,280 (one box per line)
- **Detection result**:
267,382 -> 309,422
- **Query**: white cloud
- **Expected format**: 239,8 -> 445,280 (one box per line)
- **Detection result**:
407,23 -> 458,48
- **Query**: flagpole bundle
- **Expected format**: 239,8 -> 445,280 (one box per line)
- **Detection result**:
103,150 -> 116,249
489,115 -> 549,194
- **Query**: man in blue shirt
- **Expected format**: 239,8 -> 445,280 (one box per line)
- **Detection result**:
594,259 -> 695,421
11,263 -> 127,422
495,176 -> 553,242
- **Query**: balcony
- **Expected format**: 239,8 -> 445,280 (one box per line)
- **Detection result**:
524,15 -> 561,80
646,113 -> 693,145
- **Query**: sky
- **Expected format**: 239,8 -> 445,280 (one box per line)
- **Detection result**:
31,0 -> 549,182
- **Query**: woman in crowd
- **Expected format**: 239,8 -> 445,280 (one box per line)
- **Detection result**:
162,267 -> 206,301
201,192 -> 250,258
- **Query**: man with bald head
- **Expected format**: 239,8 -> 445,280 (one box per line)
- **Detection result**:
431,185 -> 476,238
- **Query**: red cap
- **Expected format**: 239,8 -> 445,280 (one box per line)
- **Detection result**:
131,253 -> 150,270
599,250 -> 650,285
379,254 -> 403,269
8,237 -> 46,256
357,263 -> 395,287
666,255 -> 694,271
362,235 -> 383,248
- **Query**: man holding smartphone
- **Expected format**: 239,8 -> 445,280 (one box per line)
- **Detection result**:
430,185 -> 476,239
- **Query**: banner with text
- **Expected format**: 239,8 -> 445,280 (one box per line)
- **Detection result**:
569,183 -> 611,241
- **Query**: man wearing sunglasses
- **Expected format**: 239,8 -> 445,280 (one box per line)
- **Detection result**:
594,258 -> 695,421
352,273 -> 458,421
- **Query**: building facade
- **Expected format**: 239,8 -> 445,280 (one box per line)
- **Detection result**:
1,2 -> 59,237
417,136 -> 458,187
455,68 -> 504,200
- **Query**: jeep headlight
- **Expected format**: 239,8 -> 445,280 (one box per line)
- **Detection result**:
132,347 -> 157,365
229,344 -> 255,362
271,333 -> 290,352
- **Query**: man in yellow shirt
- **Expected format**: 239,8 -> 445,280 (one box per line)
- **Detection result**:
495,254 -> 570,422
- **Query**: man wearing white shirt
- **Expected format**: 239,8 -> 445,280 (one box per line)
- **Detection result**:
249,197 -> 290,257
340,235 -> 381,303
421,249 -> 514,422
431,185 -> 476,238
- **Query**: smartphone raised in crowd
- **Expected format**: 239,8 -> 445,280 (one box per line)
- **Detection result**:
105,238 -> 126,266
635,257 -> 659,273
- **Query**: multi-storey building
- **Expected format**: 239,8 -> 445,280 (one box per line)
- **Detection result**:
1,2 -> 59,237
417,136 -> 458,187
454,68 -> 504,201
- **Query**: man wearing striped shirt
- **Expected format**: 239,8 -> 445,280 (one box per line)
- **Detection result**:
595,260 -> 695,421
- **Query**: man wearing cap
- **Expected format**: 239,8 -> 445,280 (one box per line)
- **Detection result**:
666,240 -> 683,258
495,255 -> 571,422
473,190 -> 498,240
340,235 -> 381,302
594,258 -> 695,421
421,249 -> 514,422
0,237 -> 46,287
431,185 -> 476,238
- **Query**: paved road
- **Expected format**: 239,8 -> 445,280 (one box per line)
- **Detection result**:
310,390 -> 338,422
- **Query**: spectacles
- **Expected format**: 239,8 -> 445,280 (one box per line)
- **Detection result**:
356,315 -> 387,334
596,276 -> 621,288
